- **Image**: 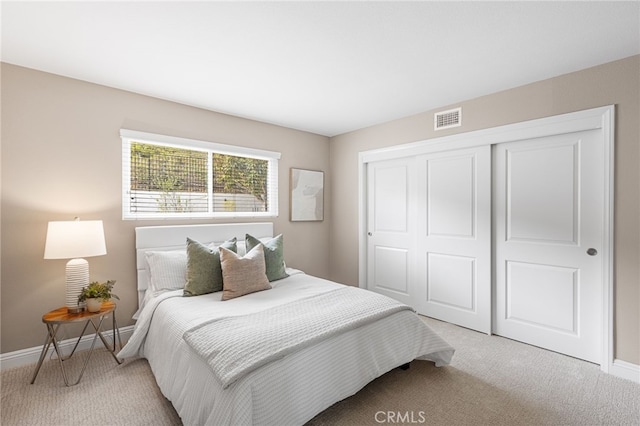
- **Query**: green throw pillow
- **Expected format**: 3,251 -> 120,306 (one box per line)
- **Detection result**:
245,234 -> 288,282
184,237 -> 237,296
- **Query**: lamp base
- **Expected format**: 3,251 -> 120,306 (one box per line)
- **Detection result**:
66,258 -> 89,312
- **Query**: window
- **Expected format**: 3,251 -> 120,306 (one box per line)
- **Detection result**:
121,130 -> 280,219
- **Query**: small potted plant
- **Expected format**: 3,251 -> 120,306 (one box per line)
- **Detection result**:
78,280 -> 119,312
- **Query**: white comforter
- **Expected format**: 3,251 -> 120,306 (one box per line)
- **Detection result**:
118,270 -> 455,425
184,286 -> 414,389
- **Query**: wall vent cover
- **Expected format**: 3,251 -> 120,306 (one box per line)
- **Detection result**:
434,107 -> 462,130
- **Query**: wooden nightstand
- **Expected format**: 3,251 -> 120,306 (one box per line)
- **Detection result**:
30,301 -> 123,386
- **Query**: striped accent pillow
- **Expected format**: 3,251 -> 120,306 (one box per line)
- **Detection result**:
145,250 -> 187,292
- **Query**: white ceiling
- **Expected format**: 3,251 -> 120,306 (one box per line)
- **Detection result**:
2,1 -> 639,137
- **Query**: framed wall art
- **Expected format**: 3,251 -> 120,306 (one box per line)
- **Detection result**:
290,168 -> 324,221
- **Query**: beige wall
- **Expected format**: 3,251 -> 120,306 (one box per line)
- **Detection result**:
328,55 -> 640,364
1,63 -> 330,353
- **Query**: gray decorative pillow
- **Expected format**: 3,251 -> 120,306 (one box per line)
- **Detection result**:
245,234 -> 288,282
184,237 -> 237,297
220,244 -> 271,301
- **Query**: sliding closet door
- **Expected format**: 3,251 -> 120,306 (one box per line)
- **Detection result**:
415,146 -> 491,334
494,130 -> 604,363
366,157 -> 417,308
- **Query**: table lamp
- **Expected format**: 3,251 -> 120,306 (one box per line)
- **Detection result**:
44,218 -> 107,313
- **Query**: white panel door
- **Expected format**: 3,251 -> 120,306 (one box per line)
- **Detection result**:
415,146 -> 492,333
494,130 -> 604,363
366,157 -> 416,307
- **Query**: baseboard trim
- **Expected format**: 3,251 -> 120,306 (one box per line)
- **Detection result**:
0,326 -> 135,371
610,359 -> 640,384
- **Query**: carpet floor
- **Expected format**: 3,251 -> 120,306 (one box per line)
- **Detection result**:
2,317 -> 638,425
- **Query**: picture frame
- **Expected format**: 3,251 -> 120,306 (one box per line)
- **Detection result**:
290,168 -> 324,222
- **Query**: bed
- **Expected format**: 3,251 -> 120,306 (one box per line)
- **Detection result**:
117,222 -> 454,425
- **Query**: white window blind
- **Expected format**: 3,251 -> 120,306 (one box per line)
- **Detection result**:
121,129 -> 280,220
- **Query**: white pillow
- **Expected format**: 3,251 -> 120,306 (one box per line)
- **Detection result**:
145,250 -> 187,292
236,240 -> 247,256
236,237 -> 272,256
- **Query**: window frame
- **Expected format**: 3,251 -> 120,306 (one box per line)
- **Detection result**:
121,129 -> 280,220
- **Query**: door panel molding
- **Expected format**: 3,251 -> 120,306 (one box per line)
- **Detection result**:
373,246 -> 409,294
505,260 -> 579,334
426,253 -> 476,312
426,154 -> 476,239
505,136 -> 581,245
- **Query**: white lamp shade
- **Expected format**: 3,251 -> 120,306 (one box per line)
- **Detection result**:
44,220 -> 107,259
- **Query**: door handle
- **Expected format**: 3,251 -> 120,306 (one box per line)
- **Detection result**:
587,248 -> 598,256
368,232 -> 372,236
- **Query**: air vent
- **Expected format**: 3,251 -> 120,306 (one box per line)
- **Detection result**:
434,107 -> 462,130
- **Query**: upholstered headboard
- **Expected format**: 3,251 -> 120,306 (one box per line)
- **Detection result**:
135,222 -> 274,310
